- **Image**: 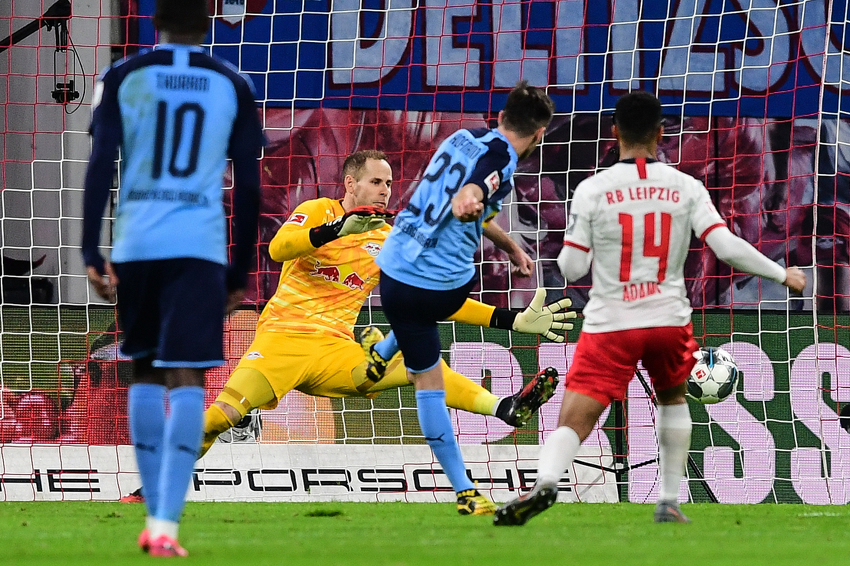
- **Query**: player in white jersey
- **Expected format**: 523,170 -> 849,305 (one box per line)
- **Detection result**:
494,91 -> 806,526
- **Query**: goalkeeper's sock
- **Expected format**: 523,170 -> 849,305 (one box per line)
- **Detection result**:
441,364 -> 499,415
155,386 -> 204,524
536,426 -> 581,487
493,397 -> 511,418
415,390 -> 475,493
200,403 -> 236,458
373,330 -> 399,361
656,403 -> 692,502
128,383 -> 166,518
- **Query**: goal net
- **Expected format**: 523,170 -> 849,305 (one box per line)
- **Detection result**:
1,0 -> 848,505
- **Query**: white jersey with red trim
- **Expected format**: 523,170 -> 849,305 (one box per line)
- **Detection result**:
564,158 -> 725,332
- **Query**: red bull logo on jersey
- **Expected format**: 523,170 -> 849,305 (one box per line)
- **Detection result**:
309,261 -> 367,290
310,261 -> 341,283
362,242 -> 382,257
342,272 -> 366,291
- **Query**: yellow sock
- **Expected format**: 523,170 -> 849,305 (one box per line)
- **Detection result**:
200,404 -> 235,458
443,361 -> 499,415
360,353 -> 410,394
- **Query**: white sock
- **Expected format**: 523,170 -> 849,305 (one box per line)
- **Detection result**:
149,518 -> 179,541
656,403 -> 692,503
536,426 -> 582,487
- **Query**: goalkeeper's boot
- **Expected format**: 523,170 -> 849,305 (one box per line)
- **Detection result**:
493,484 -> 558,526
456,489 -> 498,516
496,367 -> 559,427
360,326 -> 389,383
138,529 -> 151,553
654,501 -> 691,523
218,409 -> 262,444
149,535 -> 189,558
119,487 -> 145,503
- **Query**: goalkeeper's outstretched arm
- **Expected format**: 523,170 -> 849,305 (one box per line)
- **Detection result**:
269,204 -> 394,263
448,289 -> 575,343
483,221 -> 533,277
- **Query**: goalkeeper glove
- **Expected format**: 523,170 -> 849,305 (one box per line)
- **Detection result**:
510,288 -> 576,343
309,205 -> 395,247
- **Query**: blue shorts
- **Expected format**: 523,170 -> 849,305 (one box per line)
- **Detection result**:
379,271 -> 476,373
114,258 -> 226,368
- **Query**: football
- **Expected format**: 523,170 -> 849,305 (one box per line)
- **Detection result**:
686,347 -> 739,404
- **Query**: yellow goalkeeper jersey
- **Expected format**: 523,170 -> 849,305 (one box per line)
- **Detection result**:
258,197 -> 389,339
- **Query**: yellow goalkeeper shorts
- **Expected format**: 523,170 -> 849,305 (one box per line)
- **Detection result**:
232,330 -> 406,408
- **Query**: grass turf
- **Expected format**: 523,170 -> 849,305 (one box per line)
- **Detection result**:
1,501 -> 848,565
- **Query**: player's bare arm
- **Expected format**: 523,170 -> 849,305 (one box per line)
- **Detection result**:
483,221 -> 533,276
225,289 -> 245,315
86,263 -> 118,303
451,183 -> 485,222
783,266 -> 806,293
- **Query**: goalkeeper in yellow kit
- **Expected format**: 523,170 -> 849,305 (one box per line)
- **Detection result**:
120,150 -> 574,512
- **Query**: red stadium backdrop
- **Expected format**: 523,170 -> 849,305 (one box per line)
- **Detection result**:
2,0 -> 850,504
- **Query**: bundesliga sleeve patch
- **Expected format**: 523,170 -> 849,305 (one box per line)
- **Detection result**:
566,213 -> 577,235
285,212 -> 308,226
485,171 -> 500,197
91,80 -> 104,111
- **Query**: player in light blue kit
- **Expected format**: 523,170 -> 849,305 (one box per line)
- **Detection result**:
374,81 -> 555,515
81,0 -> 264,556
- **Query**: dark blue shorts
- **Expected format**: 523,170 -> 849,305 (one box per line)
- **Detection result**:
379,271 -> 476,373
113,258 -> 226,368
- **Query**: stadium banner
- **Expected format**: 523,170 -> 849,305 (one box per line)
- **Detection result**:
0,444 -> 617,503
137,0 -> 848,117
1,306 -> 850,504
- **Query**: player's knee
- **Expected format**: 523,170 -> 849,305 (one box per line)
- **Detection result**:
216,367 -> 276,412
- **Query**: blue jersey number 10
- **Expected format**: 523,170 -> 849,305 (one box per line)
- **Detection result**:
152,100 -> 205,179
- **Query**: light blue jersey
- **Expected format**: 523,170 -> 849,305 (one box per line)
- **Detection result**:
83,44 -> 264,267
376,128 -> 518,290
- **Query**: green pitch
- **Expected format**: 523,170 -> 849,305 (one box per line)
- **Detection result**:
1,501 -> 848,566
